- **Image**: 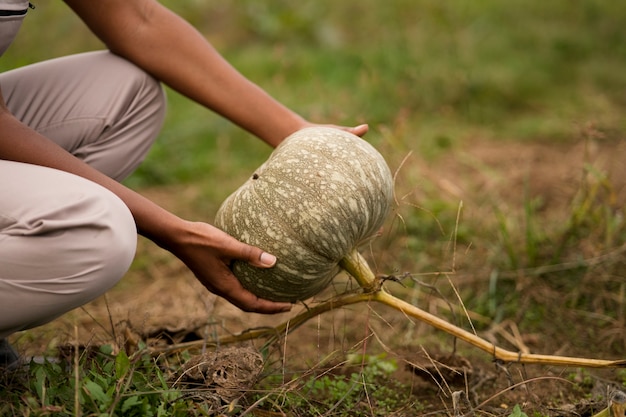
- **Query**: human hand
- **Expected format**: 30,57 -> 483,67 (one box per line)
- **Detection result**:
169,221 -> 293,314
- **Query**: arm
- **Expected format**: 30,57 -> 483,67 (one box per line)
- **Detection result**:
0,92 -> 291,313
62,0 -> 368,145
62,0 -> 366,146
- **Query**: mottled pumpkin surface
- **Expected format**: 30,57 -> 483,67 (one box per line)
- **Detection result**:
215,127 -> 393,302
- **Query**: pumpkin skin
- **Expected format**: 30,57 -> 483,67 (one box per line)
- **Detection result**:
215,127 -> 393,302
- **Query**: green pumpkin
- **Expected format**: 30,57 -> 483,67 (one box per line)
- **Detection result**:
215,127 -> 393,302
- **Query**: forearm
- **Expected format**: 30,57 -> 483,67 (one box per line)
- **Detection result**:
63,0 -> 308,147
127,17 -> 307,146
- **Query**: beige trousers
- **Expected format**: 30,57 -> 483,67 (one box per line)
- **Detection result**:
0,51 -> 166,338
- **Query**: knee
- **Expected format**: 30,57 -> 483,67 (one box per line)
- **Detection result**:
107,51 -> 167,132
0,175 -> 137,336
129,63 -> 167,131
38,181 -> 138,299
77,186 -> 137,298
90,52 -> 168,180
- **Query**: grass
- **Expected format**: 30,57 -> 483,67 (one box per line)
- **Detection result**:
0,345 -> 213,416
252,353 -> 420,416
1,0 -> 626,415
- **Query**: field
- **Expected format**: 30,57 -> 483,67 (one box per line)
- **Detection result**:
2,1 -> 626,415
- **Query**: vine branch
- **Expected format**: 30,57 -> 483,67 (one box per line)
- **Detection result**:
157,249 -> 626,369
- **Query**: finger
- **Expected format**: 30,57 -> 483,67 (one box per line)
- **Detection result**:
231,292 -> 293,314
312,123 -> 369,137
215,267 -> 292,314
237,242 -> 277,269
348,124 -> 369,137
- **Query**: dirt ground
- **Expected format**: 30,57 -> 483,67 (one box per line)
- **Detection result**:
10,136 -> 626,416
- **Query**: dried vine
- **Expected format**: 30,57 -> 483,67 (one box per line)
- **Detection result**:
155,250 -> 625,369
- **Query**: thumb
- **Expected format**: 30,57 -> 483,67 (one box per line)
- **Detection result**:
258,251 -> 277,267
236,242 -> 277,268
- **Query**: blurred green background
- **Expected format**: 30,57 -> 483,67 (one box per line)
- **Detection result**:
3,0 -> 625,191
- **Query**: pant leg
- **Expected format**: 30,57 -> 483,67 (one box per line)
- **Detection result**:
0,51 -> 166,337
0,160 -> 137,339
0,50 -> 167,181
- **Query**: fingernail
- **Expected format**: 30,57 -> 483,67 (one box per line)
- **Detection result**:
260,252 -> 277,266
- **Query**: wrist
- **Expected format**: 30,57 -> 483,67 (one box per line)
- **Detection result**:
262,115 -> 309,147
134,204 -> 192,252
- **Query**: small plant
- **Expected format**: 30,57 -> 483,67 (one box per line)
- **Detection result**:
566,368 -> 595,391
618,369 -> 626,388
252,353 -> 421,416
508,404 -> 530,417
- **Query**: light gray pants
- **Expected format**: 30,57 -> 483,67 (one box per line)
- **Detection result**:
0,51 -> 166,338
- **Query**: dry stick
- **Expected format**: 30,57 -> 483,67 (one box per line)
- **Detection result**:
159,250 -> 625,369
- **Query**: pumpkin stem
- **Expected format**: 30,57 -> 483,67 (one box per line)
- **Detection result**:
339,249 -> 379,292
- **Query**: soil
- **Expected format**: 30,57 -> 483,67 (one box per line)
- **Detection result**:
9,136 -> 626,416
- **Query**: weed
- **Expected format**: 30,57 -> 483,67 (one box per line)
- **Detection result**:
566,369 -> 595,391
252,353 -> 421,416
618,369 -> 626,389
509,404 -> 530,417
